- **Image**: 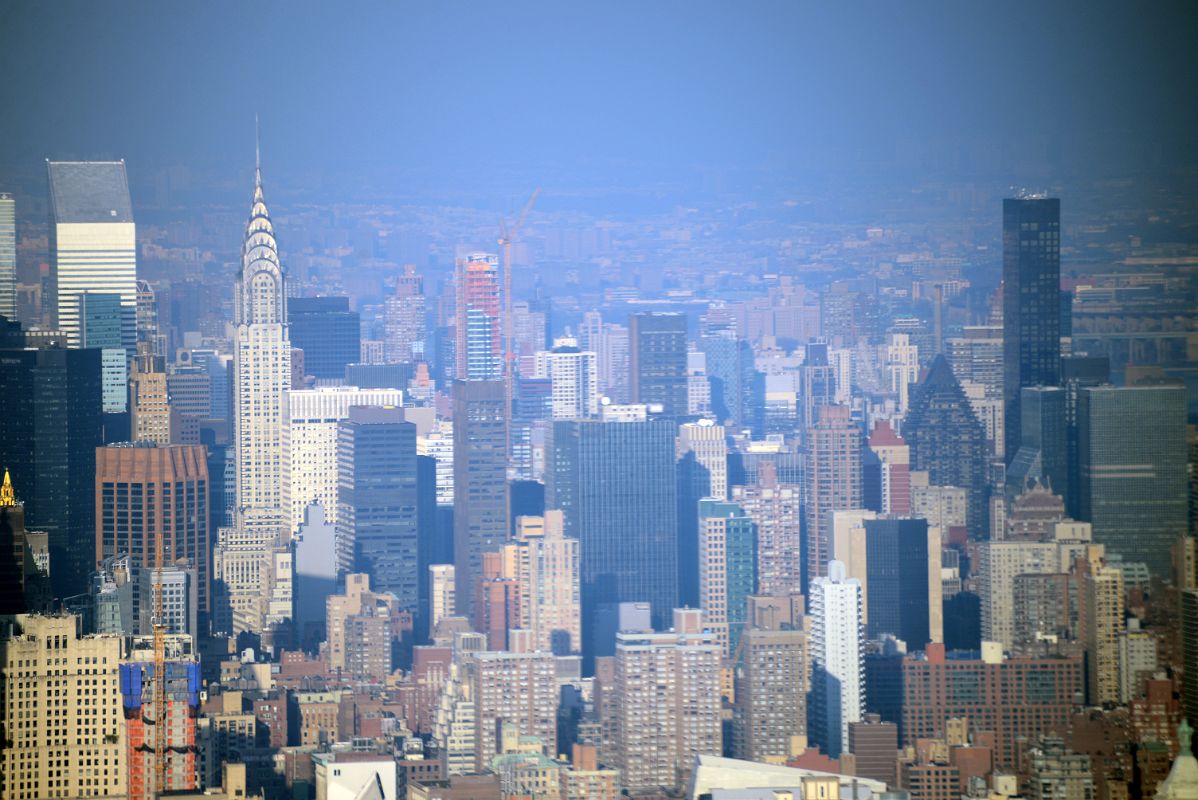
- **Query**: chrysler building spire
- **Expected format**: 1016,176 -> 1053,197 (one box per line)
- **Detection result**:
236,118 -> 285,327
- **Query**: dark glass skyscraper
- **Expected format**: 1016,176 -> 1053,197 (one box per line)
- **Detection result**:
629,312 -> 688,417
289,296 -> 361,380
862,517 -> 931,651
337,405 -> 419,607
451,380 -> 509,622
903,355 -> 990,537
1078,384 -> 1188,576
1005,385 -> 1067,501
1002,197 -> 1061,463
547,415 -> 678,661
1061,355 -> 1109,518
0,346 -> 103,599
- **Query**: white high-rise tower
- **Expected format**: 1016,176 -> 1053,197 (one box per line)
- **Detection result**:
809,559 -> 864,759
215,137 -> 293,635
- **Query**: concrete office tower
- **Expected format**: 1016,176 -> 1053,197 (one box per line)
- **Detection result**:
732,627 -> 809,763
886,333 -> 920,413
698,498 -> 757,657
830,509 -> 876,619
0,346 -> 103,598
95,443 -> 210,633
336,406 -> 418,605
700,332 -> 760,431
1007,385 -> 1067,500
219,151 -> 292,634
533,337 -> 600,419
135,278 -> 165,357
385,264 -> 426,363
902,355 -> 990,538
610,617 -> 722,794
630,312 -> 688,416
455,252 -> 502,381
678,419 -> 729,606
865,420 -> 911,516
467,648 -> 558,771
0,614 -> 127,798
1003,197 -> 1061,463
288,296 -> 360,381
418,419 -> 455,505
0,193 -> 14,319
1078,384 -> 1188,576
580,312 -> 631,403
804,404 -> 863,588
809,560 -> 864,759
286,386 -> 403,535
325,573 -> 405,678
509,511 -> 581,654
848,714 -> 899,788
452,380 -> 509,620
130,351 -> 171,444
430,564 -> 457,634
862,518 -> 940,650
48,161 -> 137,350
1061,355 -> 1109,517
679,419 -> 728,500
547,414 -> 678,654
1078,549 -> 1125,706
976,520 -> 1093,649
733,472 -> 803,598
79,291 -> 128,413
799,341 -> 838,433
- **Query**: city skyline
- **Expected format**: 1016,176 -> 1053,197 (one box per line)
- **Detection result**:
0,4 -> 1196,800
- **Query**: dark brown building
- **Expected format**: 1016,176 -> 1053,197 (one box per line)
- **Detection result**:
95,442 -> 209,630
848,713 -> 899,787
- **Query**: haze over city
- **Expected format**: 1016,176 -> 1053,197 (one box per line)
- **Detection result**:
0,3 -> 1196,800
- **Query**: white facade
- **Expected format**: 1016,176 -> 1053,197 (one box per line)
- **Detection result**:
286,386 -> 403,534
417,420 -> 455,505
217,159 -> 293,634
314,754 -> 396,800
679,420 -> 728,501
48,162 -> 137,350
886,333 -> 919,413
533,338 -> 600,419
0,194 -> 14,319
809,560 -> 863,759
430,563 -> 456,634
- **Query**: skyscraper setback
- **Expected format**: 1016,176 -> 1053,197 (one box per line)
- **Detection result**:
216,152 -> 292,634
1003,197 -> 1061,464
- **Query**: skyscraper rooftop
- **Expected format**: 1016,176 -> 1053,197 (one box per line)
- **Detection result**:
47,160 -> 133,223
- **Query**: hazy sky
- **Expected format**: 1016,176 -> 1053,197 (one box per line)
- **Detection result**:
2,1 -> 1197,196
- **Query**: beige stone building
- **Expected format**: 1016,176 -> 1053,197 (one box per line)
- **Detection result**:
0,614 -> 127,800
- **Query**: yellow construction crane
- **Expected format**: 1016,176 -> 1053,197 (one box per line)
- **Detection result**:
498,187 -> 541,449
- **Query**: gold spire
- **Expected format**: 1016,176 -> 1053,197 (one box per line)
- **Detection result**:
0,468 -> 15,507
